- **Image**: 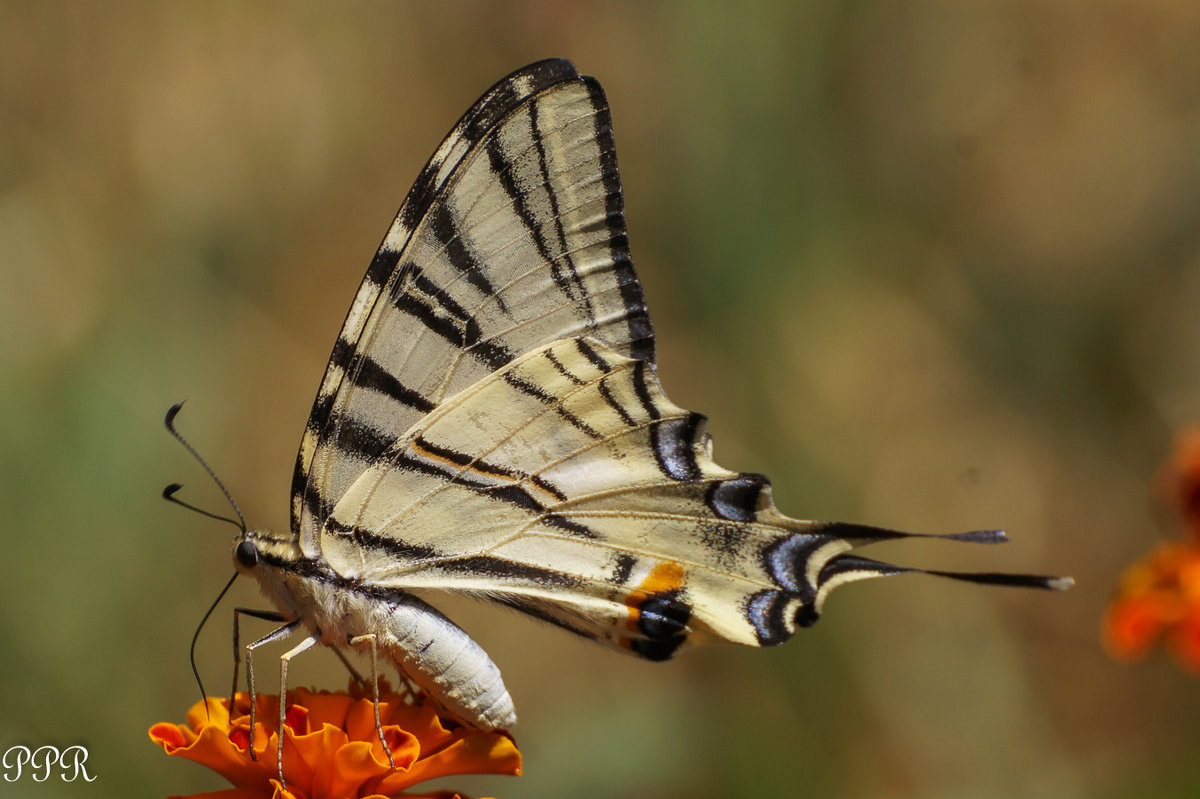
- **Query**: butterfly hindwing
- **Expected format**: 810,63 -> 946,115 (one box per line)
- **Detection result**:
293,59 -> 653,555
320,337 -> 870,660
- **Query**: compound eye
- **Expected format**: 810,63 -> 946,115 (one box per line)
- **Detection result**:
234,540 -> 259,569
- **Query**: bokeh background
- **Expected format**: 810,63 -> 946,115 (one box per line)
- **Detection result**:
3,2 -> 1199,797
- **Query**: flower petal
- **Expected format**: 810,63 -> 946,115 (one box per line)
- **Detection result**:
376,733 -> 521,794
294,688 -> 353,729
151,716 -> 271,790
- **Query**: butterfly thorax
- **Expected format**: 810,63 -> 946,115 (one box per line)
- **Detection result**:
235,527 -> 382,647
235,528 -> 321,631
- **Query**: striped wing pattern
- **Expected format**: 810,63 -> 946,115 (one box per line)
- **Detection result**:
292,59 -> 652,554
320,336 -> 902,658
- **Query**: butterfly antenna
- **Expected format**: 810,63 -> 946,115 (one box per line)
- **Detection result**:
191,571 -> 240,719
162,484 -> 243,530
164,402 -> 247,533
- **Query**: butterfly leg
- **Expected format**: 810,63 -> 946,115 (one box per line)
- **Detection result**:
349,633 -> 395,770
394,670 -> 419,703
230,608 -> 287,716
276,633 -> 321,787
244,620 -> 300,762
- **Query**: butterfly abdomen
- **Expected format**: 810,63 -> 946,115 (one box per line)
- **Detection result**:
248,529 -> 516,730
357,590 -> 517,730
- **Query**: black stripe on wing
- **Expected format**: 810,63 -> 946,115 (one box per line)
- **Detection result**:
331,336 -> 437,414
486,128 -> 581,310
380,59 -> 583,286
528,94 -> 590,312
388,265 -> 516,371
582,75 -> 654,364
429,203 -> 509,314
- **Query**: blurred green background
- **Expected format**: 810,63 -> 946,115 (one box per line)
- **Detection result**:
3,2 -> 1199,797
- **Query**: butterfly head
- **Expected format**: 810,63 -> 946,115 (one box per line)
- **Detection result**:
234,538 -> 259,571
230,527 -> 321,629
232,528 -> 302,574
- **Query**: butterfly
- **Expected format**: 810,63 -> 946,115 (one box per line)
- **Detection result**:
170,58 -> 1070,782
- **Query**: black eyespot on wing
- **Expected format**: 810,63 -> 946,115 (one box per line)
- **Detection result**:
748,531 -> 833,645
631,635 -> 687,661
746,590 -> 792,646
745,589 -> 818,647
793,601 -> 820,628
650,413 -> 704,481
630,591 -> 691,661
636,591 -> 690,639
761,534 -> 826,597
705,473 -> 768,523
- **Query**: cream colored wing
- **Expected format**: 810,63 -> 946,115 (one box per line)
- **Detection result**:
292,59 -> 652,556
319,337 -> 1061,660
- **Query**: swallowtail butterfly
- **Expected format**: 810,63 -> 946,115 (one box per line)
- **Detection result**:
176,58 -> 1070,777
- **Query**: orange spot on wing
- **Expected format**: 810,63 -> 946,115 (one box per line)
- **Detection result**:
623,561 -> 686,633
641,561 -> 686,594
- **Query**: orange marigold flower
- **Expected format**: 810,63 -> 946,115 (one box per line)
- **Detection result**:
149,681 -> 520,799
1103,542 -> 1200,671
1103,427 -> 1200,673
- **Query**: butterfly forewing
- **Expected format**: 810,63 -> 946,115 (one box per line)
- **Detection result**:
294,59 -> 653,556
